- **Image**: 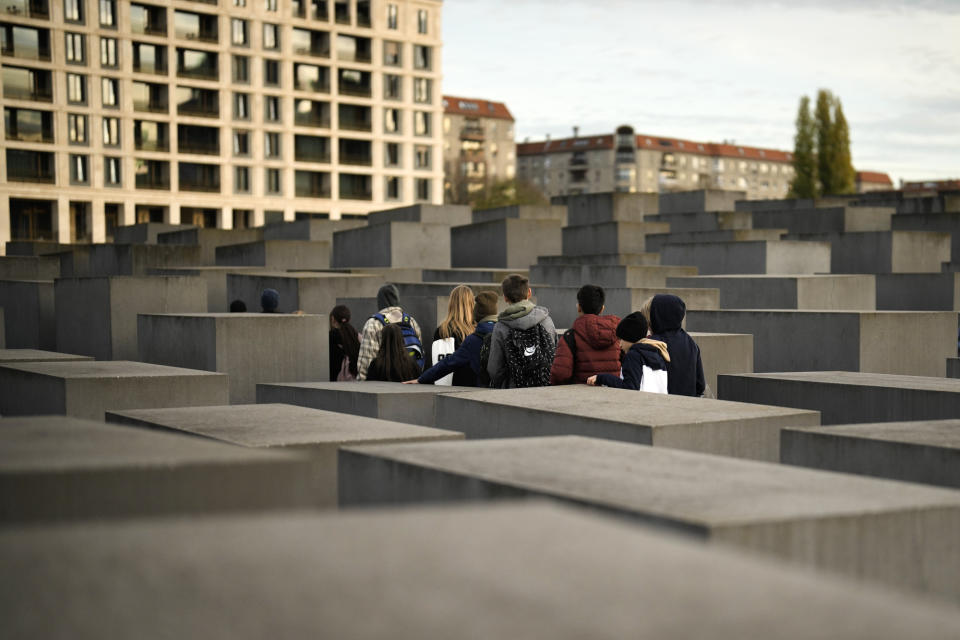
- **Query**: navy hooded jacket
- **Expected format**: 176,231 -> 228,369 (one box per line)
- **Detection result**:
648,294 -> 706,396
418,321 -> 495,386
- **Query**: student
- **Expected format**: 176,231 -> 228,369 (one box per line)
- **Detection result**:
366,324 -> 423,382
486,274 -> 556,388
356,284 -> 423,381
430,284 -> 476,386
406,291 -> 499,387
648,294 -> 705,396
229,299 -> 247,312
549,284 -> 621,385
329,304 -> 361,381
587,312 -> 669,392
260,288 -> 280,313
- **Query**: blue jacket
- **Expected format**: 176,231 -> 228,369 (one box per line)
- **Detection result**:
595,342 -> 667,390
419,321 -> 496,386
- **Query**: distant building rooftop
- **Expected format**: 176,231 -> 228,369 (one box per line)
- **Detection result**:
857,171 -> 894,185
443,95 -> 514,121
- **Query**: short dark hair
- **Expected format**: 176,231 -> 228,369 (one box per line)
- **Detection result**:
577,284 -> 605,315
615,312 -> 649,343
501,273 -> 530,303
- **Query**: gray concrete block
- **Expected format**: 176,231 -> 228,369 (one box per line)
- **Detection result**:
215,240 -> 331,271
340,435 -> 960,602
734,196 -> 849,212
332,222 -> 451,269
433,386 -> 819,461
149,266 -> 267,312
531,264 -> 697,288
562,221 -> 670,256
0,360 -> 228,419
688,332 -> 753,393
0,349 -> 92,363
421,268 -> 524,284
0,416 -> 318,524
646,229 -> 786,253
5,502 -> 960,638
106,404 -> 463,507
366,203 -> 472,227
948,358 -> 960,378
4,240 -> 74,256
52,245 -> 93,277
892,211 -> 960,261
535,286 -> 718,330
138,313 -> 327,403
262,218 -> 365,242
470,204 -> 567,225
555,192 -> 659,225
645,210 -> 754,233
667,274 -> 877,310
451,219 -> 562,269
786,230 -> 951,273
751,206 -> 894,234
781,420 -> 960,489
688,310 -> 956,377
658,189 -> 746,214
536,252 -> 660,266
0,280 -> 55,349
0,255 -> 59,280
87,244 -> 204,276
256,381 -> 480,428
55,276 -> 207,361
226,271 -> 381,315
0,307 -> 3,348
876,273 -> 960,310
158,227 -> 263,265
114,222 -> 196,244
718,371 -> 960,425
661,240 -> 831,275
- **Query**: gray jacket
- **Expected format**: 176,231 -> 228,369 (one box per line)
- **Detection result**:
486,300 -> 556,388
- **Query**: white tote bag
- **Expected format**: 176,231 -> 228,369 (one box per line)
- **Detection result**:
431,336 -> 456,386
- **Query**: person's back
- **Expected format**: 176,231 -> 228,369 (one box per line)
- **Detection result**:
430,284 -> 475,386
487,274 -> 556,388
357,283 -> 423,380
366,324 -> 422,382
648,294 -> 705,396
550,284 -> 621,385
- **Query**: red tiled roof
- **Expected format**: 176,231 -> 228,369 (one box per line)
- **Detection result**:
856,171 -> 893,185
903,179 -> 960,192
517,135 -> 614,155
442,95 -> 514,121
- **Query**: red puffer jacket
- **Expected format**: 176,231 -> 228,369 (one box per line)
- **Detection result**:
549,314 -> 622,385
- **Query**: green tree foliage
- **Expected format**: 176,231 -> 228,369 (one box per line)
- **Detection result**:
815,89 -> 836,195
471,179 -> 548,210
789,96 -> 818,198
831,101 -> 856,194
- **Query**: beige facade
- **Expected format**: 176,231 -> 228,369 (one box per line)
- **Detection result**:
440,94 -> 514,203
0,0 -> 443,252
517,126 -> 796,201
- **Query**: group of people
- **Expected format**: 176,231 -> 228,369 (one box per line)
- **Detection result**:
329,275 -> 706,397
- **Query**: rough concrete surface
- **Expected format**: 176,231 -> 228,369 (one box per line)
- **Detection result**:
0,349 -> 92,363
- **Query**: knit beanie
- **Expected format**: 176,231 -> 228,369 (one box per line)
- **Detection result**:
474,291 -> 499,320
377,283 -> 400,310
260,288 -> 280,313
615,311 -> 648,343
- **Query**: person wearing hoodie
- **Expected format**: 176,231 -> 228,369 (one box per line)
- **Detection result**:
648,293 -> 705,396
587,312 -> 669,393
356,283 -> 423,381
549,284 -> 622,385
486,274 -> 557,388
405,291 -> 499,387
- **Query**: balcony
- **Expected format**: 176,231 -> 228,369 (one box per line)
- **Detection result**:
178,162 -> 220,192
292,28 -> 329,57
0,24 -> 50,60
294,134 -> 330,162
130,3 -> 167,36
460,126 -> 484,142
570,152 -> 588,168
177,124 -> 219,155
0,0 -> 49,19
294,63 -> 329,92
175,86 -> 219,117
294,99 -> 330,127
3,107 -> 53,142
338,138 -> 371,166
134,120 -> 169,152
337,69 -> 370,97
295,170 -> 330,198
175,11 -> 218,43
338,104 -> 370,132
339,173 -> 372,201
569,169 -> 588,184
2,66 -> 52,102
177,48 -> 218,80
6,148 -> 54,183
132,81 -> 168,113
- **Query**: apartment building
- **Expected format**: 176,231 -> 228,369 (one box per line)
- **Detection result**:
517,125 -> 796,200
0,0 -> 443,251
855,171 -> 893,194
440,94 -> 514,203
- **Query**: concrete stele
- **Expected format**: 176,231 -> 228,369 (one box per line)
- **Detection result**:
0,349 -> 93,364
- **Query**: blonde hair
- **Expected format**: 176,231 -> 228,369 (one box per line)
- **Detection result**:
639,296 -> 654,327
438,284 -> 476,340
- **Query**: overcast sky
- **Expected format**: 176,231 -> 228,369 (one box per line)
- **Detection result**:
442,0 -> 960,184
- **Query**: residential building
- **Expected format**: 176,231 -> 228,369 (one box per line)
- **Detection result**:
0,0 -> 443,251
517,125 -> 796,200
440,94 -> 514,203
855,171 -> 893,193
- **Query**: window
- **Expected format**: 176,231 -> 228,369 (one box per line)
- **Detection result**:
294,99 -> 329,127
100,37 -> 117,67
132,42 -> 167,74
232,130 -> 250,155
265,0 -> 277,10
265,96 -> 281,122
234,166 -> 250,193
0,24 -> 52,61
70,154 -> 89,184
416,178 -> 431,201
294,63 -> 328,92
336,34 -> 371,62
175,10 -> 218,43
383,41 -> 401,66
414,111 -> 430,136
4,107 -> 54,142
130,3 -> 166,35
384,108 -> 400,133
234,0 -> 246,5
179,162 -> 220,192
176,86 -> 219,117
134,120 -> 168,151
265,131 -> 281,158
339,138 -> 371,166
101,77 -> 118,107
233,93 -> 249,119
413,77 -> 431,103
132,81 -> 167,112
294,135 -> 329,162
385,176 -> 400,200
310,0 -> 328,20
102,116 -> 119,145
338,68 -> 370,96
100,0 -> 117,26
356,0 -> 370,26
263,23 -> 279,50
295,170 -> 330,197
6,149 -> 55,183
2,66 -> 53,101
263,59 -> 280,86
232,55 -> 249,82
68,113 -> 87,143
387,3 -> 398,29
338,103 -> 370,131
231,19 -> 248,46
384,142 -> 400,167
265,167 -> 281,194
64,0 -> 83,22
414,45 -> 431,70
292,28 -> 330,57
66,73 -> 86,103
178,124 -> 219,155
104,156 -> 121,186
415,145 -> 431,169
383,74 -> 401,100
334,0 -> 349,23
177,48 -> 218,79
135,158 -> 170,189
417,9 -> 427,34
65,32 -> 85,63
339,173 -> 371,200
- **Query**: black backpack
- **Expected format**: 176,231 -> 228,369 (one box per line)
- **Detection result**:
504,324 -> 555,388
476,331 -> 494,387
